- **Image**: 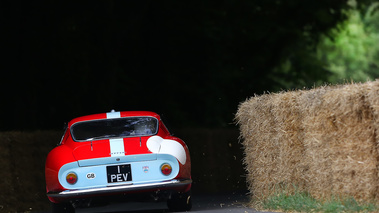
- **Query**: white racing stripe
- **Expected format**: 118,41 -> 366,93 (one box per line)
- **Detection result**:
107,111 -> 124,156
109,138 -> 125,156
106,111 -> 121,119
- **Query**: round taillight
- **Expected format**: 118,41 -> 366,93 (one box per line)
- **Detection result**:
66,172 -> 78,185
160,163 -> 172,176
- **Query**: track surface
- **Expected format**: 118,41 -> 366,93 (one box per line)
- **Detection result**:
36,191 -> 279,213
73,192 -> 273,213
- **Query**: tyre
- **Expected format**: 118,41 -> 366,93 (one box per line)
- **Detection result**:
167,190 -> 192,212
51,202 -> 75,213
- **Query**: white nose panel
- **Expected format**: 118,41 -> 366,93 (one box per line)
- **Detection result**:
146,136 -> 162,153
147,136 -> 187,165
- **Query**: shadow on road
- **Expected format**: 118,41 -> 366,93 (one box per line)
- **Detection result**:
38,191 -> 253,213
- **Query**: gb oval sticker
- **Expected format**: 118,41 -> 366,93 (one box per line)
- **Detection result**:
86,173 -> 96,179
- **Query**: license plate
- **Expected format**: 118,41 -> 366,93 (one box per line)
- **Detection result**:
106,164 -> 132,183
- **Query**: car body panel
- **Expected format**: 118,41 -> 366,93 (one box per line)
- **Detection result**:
45,111 -> 191,203
58,154 -> 179,190
71,137 -> 152,162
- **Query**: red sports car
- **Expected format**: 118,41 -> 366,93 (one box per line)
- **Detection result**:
45,111 -> 192,212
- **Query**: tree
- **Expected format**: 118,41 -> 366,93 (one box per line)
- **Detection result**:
317,1 -> 379,83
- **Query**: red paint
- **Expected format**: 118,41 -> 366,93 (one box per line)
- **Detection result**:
45,111 -> 191,203
123,137 -> 151,155
72,140 -> 111,160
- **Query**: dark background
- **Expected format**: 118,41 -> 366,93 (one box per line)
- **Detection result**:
1,0 -> 370,130
1,1 -> 378,211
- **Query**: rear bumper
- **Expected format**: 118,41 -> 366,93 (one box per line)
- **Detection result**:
47,179 -> 192,199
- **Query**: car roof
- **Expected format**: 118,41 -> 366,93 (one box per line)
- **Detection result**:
68,111 -> 161,127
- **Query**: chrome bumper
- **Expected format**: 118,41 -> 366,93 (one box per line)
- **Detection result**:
47,179 -> 192,198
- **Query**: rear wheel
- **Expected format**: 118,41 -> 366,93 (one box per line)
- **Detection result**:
51,202 -> 75,213
167,190 -> 192,212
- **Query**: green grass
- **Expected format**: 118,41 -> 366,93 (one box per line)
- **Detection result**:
259,190 -> 378,212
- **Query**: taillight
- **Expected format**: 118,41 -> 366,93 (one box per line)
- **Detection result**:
160,163 -> 172,176
66,172 -> 78,185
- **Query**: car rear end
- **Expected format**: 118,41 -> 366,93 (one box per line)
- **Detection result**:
45,111 -> 192,212
49,153 -> 190,199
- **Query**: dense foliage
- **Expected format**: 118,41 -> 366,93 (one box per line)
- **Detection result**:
317,1 -> 379,83
1,0 -> 377,129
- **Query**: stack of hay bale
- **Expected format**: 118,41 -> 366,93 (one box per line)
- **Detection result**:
236,80 -> 379,202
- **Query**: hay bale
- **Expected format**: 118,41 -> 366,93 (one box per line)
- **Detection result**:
270,90 -> 307,193
237,93 -> 280,199
302,83 -> 378,200
298,86 -> 334,199
237,91 -> 308,199
236,80 -> 379,202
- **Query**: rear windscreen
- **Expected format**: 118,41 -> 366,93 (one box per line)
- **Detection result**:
71,117 -> 158,141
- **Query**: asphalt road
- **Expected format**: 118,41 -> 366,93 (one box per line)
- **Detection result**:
70,191 -> 274,213
36,191 -> 278,213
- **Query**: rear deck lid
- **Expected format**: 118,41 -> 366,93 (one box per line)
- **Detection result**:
73,137 -> 153,167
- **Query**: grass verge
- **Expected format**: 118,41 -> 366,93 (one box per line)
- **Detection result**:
257,189 -> 378,212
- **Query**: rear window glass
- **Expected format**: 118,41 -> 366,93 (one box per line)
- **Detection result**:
71,117 -> 158,142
